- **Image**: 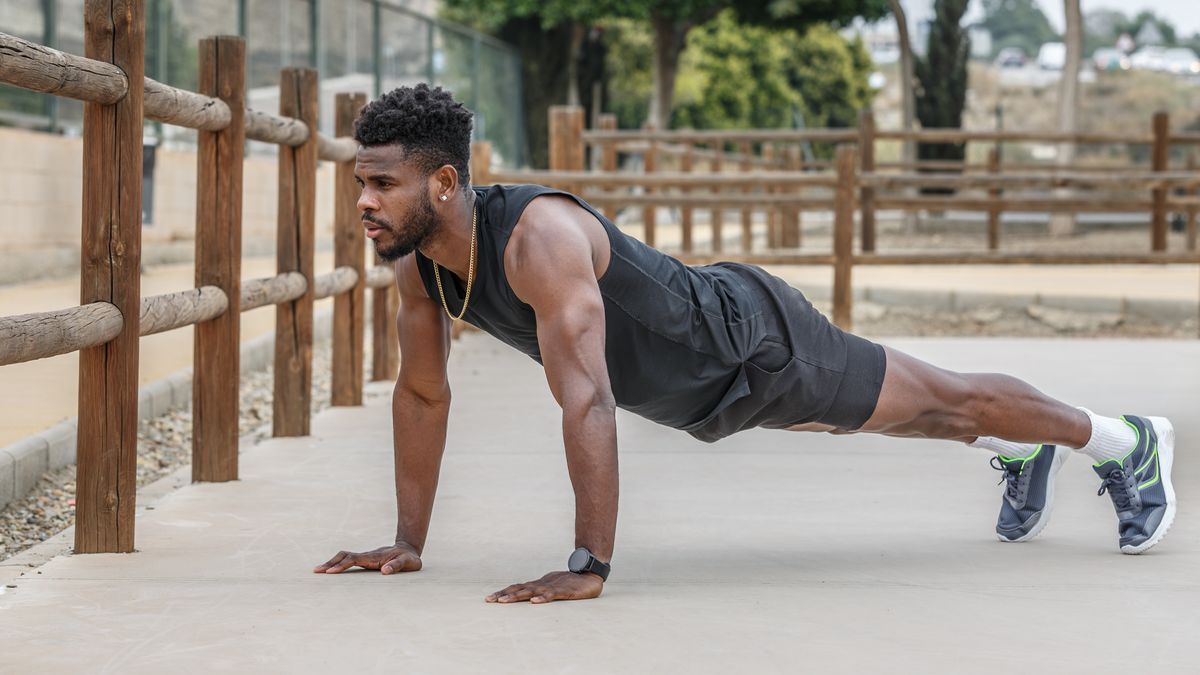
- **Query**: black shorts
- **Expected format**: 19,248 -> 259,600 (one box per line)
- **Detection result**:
684,268 -> 887,443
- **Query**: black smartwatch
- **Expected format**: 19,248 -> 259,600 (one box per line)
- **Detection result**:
567,547 -> 611,581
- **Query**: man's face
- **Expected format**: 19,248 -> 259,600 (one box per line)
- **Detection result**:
354,144 -> 439,262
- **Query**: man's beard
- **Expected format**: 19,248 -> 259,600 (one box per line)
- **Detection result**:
368,191 -> 438,262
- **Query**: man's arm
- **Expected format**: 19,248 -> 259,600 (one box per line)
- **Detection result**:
315,254 -> 452,575
485,196 -> 618,604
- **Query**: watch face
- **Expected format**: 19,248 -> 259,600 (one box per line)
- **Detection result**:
568,547 -> 589,572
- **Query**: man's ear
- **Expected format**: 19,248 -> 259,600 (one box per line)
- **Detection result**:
430,165 -> 460,201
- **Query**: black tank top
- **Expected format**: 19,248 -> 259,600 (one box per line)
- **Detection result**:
414,184 -> 769,431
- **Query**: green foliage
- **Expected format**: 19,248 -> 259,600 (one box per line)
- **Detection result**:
788,29 -> 874,129
602,20 -> 656,129
732,0 -> 889,30
650,11 -> 873,131
980,0 -> 1058,59
670,12 -> 801,129
443,0 -> 627,29
915,0 -> 969,163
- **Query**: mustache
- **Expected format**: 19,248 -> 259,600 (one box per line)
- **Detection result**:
361,213 -> 392,228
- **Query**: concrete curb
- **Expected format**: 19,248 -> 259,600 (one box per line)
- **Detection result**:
797,283 -> 1199,322
0,308 -> 337,511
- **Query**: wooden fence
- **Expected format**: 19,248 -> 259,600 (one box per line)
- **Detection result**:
481,105 -> 1200,332
0,2 -> 399,553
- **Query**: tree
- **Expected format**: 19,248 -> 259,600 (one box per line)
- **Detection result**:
887,0 -> 916,168
442,0 -> 627,167
1051,0 -> 1082,236
914,0 -> 970,165
980,0 -> 1058,59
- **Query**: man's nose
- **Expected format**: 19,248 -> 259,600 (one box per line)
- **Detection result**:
357,189 -> 379,214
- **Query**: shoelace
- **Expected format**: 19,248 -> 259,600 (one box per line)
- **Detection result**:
1097,468 -> 1136,511
990,456 -> 1024,502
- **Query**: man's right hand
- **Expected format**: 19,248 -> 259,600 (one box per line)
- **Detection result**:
313,543 -> 423,575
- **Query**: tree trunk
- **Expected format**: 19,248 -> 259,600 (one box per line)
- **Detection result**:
648,15 -> 688,131
498,17 -> 573,168
888,0 -> 917,167
1051,0 -> 1082,236
566,22 -> 585,107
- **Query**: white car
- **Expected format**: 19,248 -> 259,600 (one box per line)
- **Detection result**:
1130,46 -> 1168,71
1037,42 -> 1066,70
1162,48 -> 1200,74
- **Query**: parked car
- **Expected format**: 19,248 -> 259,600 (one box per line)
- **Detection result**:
995,47 -> 1026,68
1092,47 -> 1131,71
1037,42 -> 1066,70
1162,48 -> 1200,74
1130,46 -> 1168,71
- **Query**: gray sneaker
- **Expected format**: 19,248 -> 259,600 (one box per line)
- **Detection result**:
991,444 -> 1070,542
1093,415 -> 1177,554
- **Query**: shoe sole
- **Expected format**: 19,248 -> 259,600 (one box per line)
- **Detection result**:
1120,416 -> 1176,555
997,445 -> 1071,543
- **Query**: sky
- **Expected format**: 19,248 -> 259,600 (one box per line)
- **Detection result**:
1038,1 -> 1200,37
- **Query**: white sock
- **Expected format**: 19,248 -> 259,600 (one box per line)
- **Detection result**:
969,436 -> 1039,459
1073,408 -> 1137,464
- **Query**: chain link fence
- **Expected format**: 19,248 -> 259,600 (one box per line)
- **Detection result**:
0,0 -> 526,166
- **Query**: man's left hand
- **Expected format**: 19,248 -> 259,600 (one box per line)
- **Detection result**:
485,570 -> 603,604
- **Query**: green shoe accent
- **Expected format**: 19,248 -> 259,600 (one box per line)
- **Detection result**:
998,444 -> 1044,469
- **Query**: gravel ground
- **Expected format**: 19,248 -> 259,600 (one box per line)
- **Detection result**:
2,298 -> 1196,561
0,340 -> 388,562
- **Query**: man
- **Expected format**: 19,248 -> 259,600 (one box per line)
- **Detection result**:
314,85 -> 1177,604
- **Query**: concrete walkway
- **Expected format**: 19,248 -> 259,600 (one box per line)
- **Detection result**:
2,333 -> 1197,673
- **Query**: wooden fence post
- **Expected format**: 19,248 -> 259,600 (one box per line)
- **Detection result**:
1151,111 -> 1169,252
193,35 -> 246,482
332,92 -> 367,407
832,145 -> 857,331
780,145 -> 802,248
643,126 -> 657,248
711,139 -> 724,253
681,144 -> 694,253
763,143 -> 777,249
986,147 -> 1001,251
1187,153 -> 1197,252
470,140 -> 493,185
858,110 -> 877,252
548,105 -> 584,174
75,0 -> 144,553
273,67 -> 319,437
740,141 -> 753,252
598,113 -> 618,222
370,260 -> 399,381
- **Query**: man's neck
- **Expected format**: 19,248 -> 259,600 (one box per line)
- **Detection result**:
420,191 -> 475,280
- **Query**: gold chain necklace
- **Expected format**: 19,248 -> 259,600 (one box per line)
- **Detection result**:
433,204 -> 478,321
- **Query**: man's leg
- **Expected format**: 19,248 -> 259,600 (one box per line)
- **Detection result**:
786,347 -> 1088,443
788,345 -> 1176,553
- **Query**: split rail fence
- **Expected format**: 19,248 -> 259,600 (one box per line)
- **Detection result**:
0,2 -> 401,553
481,106 -> 1200,330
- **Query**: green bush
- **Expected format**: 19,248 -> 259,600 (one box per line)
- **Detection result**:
607,10 -> 874,134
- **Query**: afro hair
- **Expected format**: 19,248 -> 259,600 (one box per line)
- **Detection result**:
354,83 -> 474,187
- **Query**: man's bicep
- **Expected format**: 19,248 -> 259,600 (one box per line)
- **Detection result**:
394,257 -> 451,402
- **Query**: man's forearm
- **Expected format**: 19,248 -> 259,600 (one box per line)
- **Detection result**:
562,399 -> 619,562
392,385 -> 450,553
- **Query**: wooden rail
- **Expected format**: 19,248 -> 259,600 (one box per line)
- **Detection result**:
533,104 -> 1200,334
0,8 -> 395,552
0,303 -> 124,366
